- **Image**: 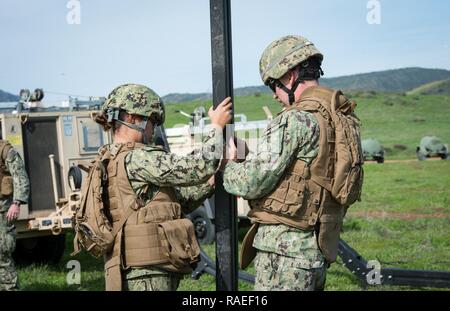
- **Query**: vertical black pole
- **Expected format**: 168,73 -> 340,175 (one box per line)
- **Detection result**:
209,0 -> 238,291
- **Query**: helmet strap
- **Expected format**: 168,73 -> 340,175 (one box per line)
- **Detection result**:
116,119 -> 151,144
114,118 -> 147,132
274,78 -> 302,105
106,108 -> 150,143
274,64 -> 324,105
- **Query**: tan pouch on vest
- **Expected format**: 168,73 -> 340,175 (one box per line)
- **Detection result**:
144,202 -> 181,223
317,214 -> 343,263
105,256 -> 122,291
261,178 -> 308,217
240,223 -> 259,269
104,231 -> 123,291
123,223 -> 166,267
158,218 -> 200,272
1,176 -> 13,196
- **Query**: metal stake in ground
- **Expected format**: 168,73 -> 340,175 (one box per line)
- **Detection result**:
209,0 -> 238,291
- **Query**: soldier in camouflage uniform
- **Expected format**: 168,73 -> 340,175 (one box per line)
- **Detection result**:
223,35 -> 329,291
0,141 -> 30,291
94,84 -> 231,291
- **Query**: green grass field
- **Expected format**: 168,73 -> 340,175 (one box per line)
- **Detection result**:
17,92 -> 450,291
18,160 -> 450,291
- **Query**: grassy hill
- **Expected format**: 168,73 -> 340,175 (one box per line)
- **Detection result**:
407,78 -> 450,95
0,89 -> 19,102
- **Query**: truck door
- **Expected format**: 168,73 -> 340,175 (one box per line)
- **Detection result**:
22,117 -> 62,214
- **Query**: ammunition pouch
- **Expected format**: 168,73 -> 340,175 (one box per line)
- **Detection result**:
0,176 -> 13,198
158,218 -> 200,272
122,194 -> 200,274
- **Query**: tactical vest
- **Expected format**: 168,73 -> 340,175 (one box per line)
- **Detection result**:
103,143 -> 200,291
248,87 -> 351,263
0,140 -> 14,199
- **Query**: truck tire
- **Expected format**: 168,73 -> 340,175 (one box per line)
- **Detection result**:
68,166 -> 83,190
416,151 -> 426,161
14,234 -> 66,265
375,156 -> 384,164
188,207 -> 215,245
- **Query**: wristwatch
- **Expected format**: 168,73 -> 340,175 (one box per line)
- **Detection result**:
12,200 -> 21,206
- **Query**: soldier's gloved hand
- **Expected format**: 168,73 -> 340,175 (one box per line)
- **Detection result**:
209,97 -> 232,129
6,203 -> 20,223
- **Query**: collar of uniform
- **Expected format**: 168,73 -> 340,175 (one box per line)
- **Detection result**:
296,85 -> 335,104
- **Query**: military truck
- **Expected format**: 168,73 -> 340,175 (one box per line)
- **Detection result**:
1,89 -> 110,264
362,139 -> 385,163
416,136 -> 449,161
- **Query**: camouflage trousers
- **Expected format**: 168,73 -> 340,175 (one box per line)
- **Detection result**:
122,269 -> 181,291
0,211 -> 18,291
254,251 -> 326,291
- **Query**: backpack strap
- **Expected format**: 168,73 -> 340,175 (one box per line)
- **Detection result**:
108,147 -> 141,237
287,95 -> 336,192
111,202 -> 136,238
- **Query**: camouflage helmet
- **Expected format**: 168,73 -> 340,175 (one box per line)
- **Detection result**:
259,35 -> 323,84
102,83 -> 165,125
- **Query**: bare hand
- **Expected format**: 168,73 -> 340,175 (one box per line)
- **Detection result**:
6,203 -> 20,223
227,137 -> 238,162
209,97 -> 232,129
207,176 -> 215,188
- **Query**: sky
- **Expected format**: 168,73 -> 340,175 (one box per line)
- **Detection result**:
1,0 -> 450,104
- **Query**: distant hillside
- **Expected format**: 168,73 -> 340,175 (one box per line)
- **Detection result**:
234,85 -> 270,97
0,89 -> 19,102
162,67 -> 450,103
162,86 -> 271,103
407,78 -> 450,96
321,67 -> 450,93
162,92 -> 211,103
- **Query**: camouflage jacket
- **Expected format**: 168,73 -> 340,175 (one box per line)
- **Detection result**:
223,109 -> 324,267
0,146 -> 30,213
